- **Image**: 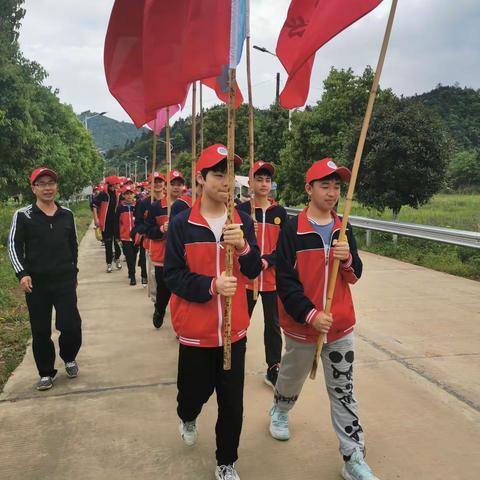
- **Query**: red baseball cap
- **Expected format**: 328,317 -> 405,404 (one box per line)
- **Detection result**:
105,175 -> 120,185
147,171 -> 166,183
196,144 -> 242,172
30,167 -> 57,185
122,185 -> 135,194
168,170 -> 185,183
306,158 -> 351,184
124,177 -> 134,184
251,160 -> 275,177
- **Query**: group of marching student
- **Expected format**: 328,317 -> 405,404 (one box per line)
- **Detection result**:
98,142 -> 378,480
20,141 -> 378,479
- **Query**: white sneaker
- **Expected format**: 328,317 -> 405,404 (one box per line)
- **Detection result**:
106,264 -> 112,273
215,464 -> 240,480
179,419 -> 197,446
269,403 -> 290,440
115,260 -> 122,270
342,448 -> 380,480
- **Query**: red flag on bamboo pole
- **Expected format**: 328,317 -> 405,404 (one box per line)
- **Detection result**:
276,0 -> 384,109
143,0 -> 231,117
104,0 -> 147,127
104,0 -> 231,127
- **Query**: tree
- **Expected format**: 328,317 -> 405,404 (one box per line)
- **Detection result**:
448,149 -> 480,191
346,98 -> 451,216
255,103 -> 289,165
276,67 -> 395,206
0,0 -> 103,200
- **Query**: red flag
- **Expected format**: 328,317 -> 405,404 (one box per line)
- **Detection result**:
104,0 -> 148,127
143,0 -> 231,118
276,0 -> 383,109
202,76 -> 244,109
105,0 -> 231,127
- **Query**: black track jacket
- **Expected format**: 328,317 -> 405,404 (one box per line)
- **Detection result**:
8,202 -> 78,281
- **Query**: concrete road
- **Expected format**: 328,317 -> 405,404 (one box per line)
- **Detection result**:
1,228 -> 479,479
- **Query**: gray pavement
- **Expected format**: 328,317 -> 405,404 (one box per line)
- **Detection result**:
0,227 -> 479,479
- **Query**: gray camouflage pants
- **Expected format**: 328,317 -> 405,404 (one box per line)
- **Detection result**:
274,333 -> 364,457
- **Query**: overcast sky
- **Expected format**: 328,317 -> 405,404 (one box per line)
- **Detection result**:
19,0 -> 480,126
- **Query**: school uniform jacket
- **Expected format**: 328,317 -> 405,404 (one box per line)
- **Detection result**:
115,200 -> 136,242
8,203 -> 78,281
163,200 -> 262,347
92,190 -> 120,232
133,196 -> 156,248
237,199 -> 287,292
145,197 -> 169,266
276,208 -> 362,344
170,194 -> 192,218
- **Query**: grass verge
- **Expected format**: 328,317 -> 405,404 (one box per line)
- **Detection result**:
0,200 -> 92,391
339,193 -> 480,281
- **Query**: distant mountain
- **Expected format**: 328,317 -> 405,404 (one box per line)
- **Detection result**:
78,111 -> 147,152
410,85 -> 480,150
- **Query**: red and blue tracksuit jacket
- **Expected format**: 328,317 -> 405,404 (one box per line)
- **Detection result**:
145,197 -> 169,266
92,190 -> 120,231
170,194 -> 193,218
133,196 -> 153,248
115,200 -> 136,242
237,199 -> 287,292
163,199 -> 262,347
276,208 -> 362,344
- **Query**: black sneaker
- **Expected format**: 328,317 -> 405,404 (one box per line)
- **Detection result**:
153,308 -> 164,329
129,277 -> 137,286
65,361 -> 79,378
36,375 -> 56,391
141,277 -> 148,288
264,364 -> 280,389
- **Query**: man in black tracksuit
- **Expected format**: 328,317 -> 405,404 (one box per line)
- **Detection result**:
8,167 -> 82,391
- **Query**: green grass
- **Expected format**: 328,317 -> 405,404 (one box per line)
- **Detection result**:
342,193 -> 480,231
339,194 -> 480,281
0,200 -> 92,391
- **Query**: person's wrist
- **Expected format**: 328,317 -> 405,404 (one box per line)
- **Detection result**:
235,239 -> 246,251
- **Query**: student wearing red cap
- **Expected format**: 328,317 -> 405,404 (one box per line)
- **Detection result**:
268,159 -> 379,480
170,178 -> 203,218
133,172 -> 166,288
237,161 -> 287,389
93,175 -> 122,273
116,185 -> 138,285
145,170 -> 185,328
8,168 -> 82,391
164,144 -> 262,480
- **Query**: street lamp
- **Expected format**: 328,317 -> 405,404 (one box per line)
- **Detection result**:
158,139 -> 174,152
137,155 -> 148,179
253,45 -> 281,105
253,45 -> 292,130
84,111 -> 107,129
253,45 -> 277,57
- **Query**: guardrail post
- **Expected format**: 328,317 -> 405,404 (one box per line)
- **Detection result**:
366,229 -> 372,247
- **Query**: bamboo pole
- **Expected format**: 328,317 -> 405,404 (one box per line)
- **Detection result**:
191,82 -> 197,201
246,18 -> 258,301
310,0 -> 399,379
166,107 -> 172,217
223,67 -> 237,370
147,119 -> 158,298
199,83 -> 204,151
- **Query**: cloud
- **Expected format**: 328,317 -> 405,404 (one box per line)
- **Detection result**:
19,0 -> 480,125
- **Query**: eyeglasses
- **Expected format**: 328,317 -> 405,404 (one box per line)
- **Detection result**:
34,181 -> 57,188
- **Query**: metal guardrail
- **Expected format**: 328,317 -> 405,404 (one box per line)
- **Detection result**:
284,207 -> 480,249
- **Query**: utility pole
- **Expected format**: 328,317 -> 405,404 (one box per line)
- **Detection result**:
276,72 -> 280,105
